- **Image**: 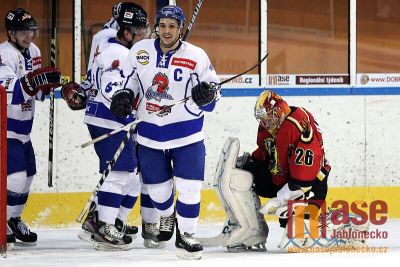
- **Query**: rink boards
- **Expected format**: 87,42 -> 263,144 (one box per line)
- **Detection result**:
19,92 -> 400,227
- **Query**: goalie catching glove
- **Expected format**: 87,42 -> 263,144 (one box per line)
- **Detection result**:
20,67 -> 61,96
191,82 -> 216,107
61,82 -> 87,110
259,182 -> 310,217
110,89 -> 135,118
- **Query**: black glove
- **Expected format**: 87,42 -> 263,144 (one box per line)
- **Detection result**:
191,82 -> 216,107
20,67 -> 61,96
110,89 -> 135,118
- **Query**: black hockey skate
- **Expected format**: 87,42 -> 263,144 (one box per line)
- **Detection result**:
91,220 -> 133,251
115,218 -> 138,238
77,203 -> 97,244
7,225 -> 16,244
175,225 -> 203,260
141,220 -> 166,248
157,211 -> 175,241
8,217 -> 37,246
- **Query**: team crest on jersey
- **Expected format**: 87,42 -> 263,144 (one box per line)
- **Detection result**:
104,59 -> 124,78
136,50 -> 149,65
145,72 -> 173,102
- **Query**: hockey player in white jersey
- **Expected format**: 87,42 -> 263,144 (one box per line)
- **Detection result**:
62,2 -> 164,249
63,5 -> 152,250
0,8 -> 61,247
110,5 -> 220,259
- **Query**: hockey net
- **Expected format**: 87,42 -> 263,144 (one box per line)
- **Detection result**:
0,85 -> 6,254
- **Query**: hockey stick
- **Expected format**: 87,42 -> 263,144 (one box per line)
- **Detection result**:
76,124 -> 137,222
80,53 -> 269,148
182,0 -> 204,41
48,0 -> 57,188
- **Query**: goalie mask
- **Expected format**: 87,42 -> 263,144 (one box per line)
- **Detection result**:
254,90 -> 290,137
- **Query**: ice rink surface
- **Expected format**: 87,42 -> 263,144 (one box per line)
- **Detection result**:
1,220 -> 399,267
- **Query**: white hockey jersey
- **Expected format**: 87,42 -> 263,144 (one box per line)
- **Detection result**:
84,38 -> 134,130
0,41 -> 43,143
123,39 -> 220,149
82,25 -> 117,92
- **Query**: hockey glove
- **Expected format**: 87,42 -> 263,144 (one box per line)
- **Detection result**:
110,89 -> 135,118
61,82 -> 87,110
191,82 -> 216,107
259,182 -> 309,216
20,67 -> 61,96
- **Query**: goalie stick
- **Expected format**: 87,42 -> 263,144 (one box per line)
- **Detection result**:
80,53 -> 269,148
48,0 -> 57,188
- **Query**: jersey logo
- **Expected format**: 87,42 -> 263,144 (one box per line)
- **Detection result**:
104,59 -> 124,78
171,57 -> 196,70
145,72 -> 173,102
136,50 -> 149,65
32,57 -> 41,66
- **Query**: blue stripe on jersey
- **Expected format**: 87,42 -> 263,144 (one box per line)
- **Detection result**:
140,193 -> 154,208
137,117 -> 204,142
120,195 -> 137,209
176,200 -> 200,218
95,68 -> 101,89
85,101 -> 134,124
7,190 -> 19,206
98,191 -> 123,208
199,99 -> 216,112
7,117 -> 33,135
152,192 -> 174,211
11,82 -> 25,104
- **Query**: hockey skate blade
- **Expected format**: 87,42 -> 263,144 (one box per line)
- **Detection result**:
14,241 -> 36,247
93,242 -> 134,251
176,248 -> 202,260
77,230 -> 97,245
143,239 -> 167,249
227,243 -> 267,253
197,234 -> 224,247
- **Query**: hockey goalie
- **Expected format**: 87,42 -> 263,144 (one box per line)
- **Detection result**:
201,90 -> 369,252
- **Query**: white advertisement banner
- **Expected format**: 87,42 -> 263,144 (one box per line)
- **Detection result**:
358,73 -> 400,86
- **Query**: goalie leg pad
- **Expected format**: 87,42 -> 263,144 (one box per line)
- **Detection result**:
214,137 -> 268,248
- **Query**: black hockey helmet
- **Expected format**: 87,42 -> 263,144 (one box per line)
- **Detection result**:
5,8 -> 38,31
116,6 -> 148,29
113,2 -> 147,21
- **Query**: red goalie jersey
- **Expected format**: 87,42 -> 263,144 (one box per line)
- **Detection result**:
252,91 -> 329,188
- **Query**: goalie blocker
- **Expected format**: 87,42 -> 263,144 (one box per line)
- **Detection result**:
198,137 -> 268,251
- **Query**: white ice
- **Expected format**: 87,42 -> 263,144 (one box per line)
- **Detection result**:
1,220 -> 399,267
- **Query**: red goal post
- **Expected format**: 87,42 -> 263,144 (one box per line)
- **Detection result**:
0,85 -> 6,254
